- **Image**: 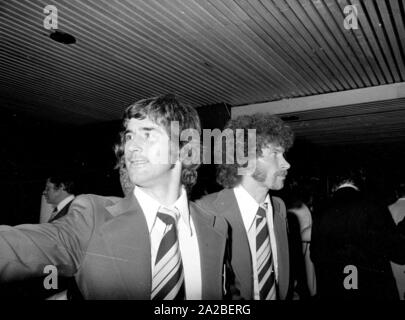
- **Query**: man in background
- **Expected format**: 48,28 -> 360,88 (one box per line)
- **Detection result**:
43,175 -> 75,222
43,174 -> 78,299
311,170 -> 405,299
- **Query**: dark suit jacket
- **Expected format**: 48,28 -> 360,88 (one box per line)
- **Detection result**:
48,199 -> 73,223
311,187 -> 405,300
0,193 -> 230,299
196,188 -> 290,300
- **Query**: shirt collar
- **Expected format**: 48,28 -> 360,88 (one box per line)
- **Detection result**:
234,184 -> 271,230
56,194 -> 75,212
134,186 -> 191,233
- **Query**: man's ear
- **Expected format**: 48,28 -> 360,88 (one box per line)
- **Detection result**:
58,183 -> 66,192
237,157 -> 257,176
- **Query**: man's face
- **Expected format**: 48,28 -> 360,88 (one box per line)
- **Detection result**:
43,180 -> 61,205
251,144 -> 291,190
124,117 -> 176,189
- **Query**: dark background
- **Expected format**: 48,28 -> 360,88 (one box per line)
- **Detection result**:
1,104 -> 404,225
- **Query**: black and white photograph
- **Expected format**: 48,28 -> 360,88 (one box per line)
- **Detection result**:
0,0 -> 404,313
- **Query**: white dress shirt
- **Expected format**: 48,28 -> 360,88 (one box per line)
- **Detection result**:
234,184 -> 279,300
134,186 -> 202,299
389,198 -> 405,224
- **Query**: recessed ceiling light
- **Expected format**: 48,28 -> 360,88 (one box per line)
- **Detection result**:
49,30 -> 76,44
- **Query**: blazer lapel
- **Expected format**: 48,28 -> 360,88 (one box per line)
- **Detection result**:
49,200 -> 73,222
270,196 -> 289,299
213,189 -> 253,299
190,203 -> 226,300
101,193 -> 152,299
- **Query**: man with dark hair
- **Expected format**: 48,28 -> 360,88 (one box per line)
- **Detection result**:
43,175 -> 75,222
0,94 -> 231,300
197,113 -> 294,300
311,171 -> 405,300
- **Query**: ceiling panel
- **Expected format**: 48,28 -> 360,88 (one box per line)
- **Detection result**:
281,97 -> 405,145
1,0 -> 404,145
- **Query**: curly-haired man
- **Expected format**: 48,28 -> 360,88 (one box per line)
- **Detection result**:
197,113 -> 294,300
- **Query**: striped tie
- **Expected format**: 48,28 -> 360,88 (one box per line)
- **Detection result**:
256,206 -> 276,300
151,208 -> 185,300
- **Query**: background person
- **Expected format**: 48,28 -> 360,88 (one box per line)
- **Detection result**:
197,114 -> 294,300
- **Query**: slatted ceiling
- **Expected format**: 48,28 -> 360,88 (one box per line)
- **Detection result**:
118,0 -> 261,103
273,0 -> 347,91
147,0 -> 263,100
232,0 -> 318,96
60,1 -> 210,103
282,97 -> 405,120
323,0 -> 378,87
364,0 -> 400,82
231,0 -> 320,94
363,1 -> 399,83
337,0 -> 386,85
199,0 -> 304,97
281,98 -> 405,145
288,0 -> 358,89
260,3 -> 330,92
294,0 -> 356,89
312,0 -> 372,87
201,1 -> 293,100
1,0 -> 405,147
292,114 -> 405,134
11,1 -> 211,106
138,0 -> 261,99
378,0 -> 405,79
62,1 -> 193,104
348,0 -> 393,83
262,0 -> 336,92
2,5 -> 133,114
391,0 -> 405,56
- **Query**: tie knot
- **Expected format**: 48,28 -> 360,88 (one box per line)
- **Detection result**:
157,208 -> 177,226
256,206 -> 266,219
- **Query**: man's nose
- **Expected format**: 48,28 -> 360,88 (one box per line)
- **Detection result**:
281,156 -> 291,170
126,136 -> 143,152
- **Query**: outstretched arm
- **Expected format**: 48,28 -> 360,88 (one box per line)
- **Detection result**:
0,195 -> 95,282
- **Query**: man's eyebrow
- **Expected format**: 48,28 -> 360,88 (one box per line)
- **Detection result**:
270,146 -> 285,152
125,126 -> 158,134
141,127 -> 157,131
